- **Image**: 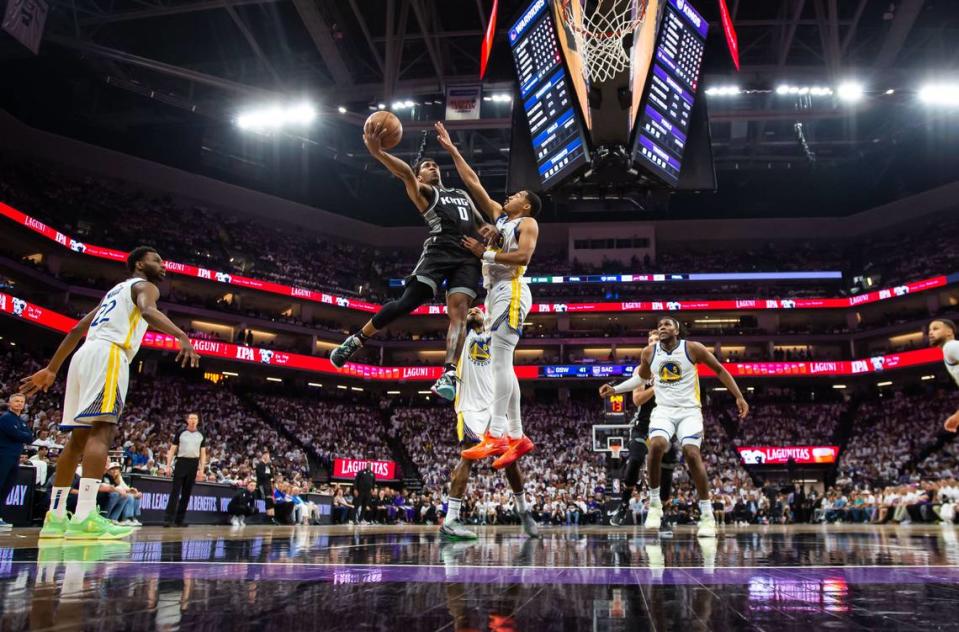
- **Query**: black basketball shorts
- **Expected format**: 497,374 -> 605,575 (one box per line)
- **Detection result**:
407,242 -> 481,299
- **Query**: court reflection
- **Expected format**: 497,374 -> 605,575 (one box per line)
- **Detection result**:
0,526 -> 956,631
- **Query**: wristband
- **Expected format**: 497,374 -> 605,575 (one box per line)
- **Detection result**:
482,251 -> 497,264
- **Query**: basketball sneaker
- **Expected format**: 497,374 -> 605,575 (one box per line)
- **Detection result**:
658,516 -> 674,539
330,335 -> 363,368
644,505 -> 663,530
39,511 -> 69,539
520,511 -> 540,538
461,432 -> 509,460
491,436 -> 535,470
431,371 -> 457,401
65,511 -> 134,540
440,519 -> 478,541
697,512 -> 717,538
609,504 -> 629,527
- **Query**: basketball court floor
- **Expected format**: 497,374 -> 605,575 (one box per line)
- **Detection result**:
0,524 -> 957,630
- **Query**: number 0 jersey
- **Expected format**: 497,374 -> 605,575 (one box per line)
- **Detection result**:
454,328 -> 494,414
420,186 -> 482,248
649,340 -> 701,409
86,278 -> 150,361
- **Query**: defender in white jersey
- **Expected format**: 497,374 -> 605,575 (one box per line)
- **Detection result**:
636,317 -> 749,537
435,121 -> 542,471
440,307 -> 540,540
927,318 -> 959,432
20,247 -> 199,540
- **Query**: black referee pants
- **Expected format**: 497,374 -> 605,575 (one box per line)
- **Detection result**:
165,458 -> 199,525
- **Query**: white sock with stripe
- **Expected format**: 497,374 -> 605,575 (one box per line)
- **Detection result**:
74,478 -> 100,521
51,487 -> 71,518
446,497 -> 462,522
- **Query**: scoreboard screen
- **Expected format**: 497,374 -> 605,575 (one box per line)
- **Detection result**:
631,0 -> 708,186
509,0 -> 590,189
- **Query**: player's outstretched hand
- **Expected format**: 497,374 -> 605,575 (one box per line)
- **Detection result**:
363,127 -> 384,154
599,384 -> 615,398
461,236 -> 485,258
736,397 -> 750,419
176,336 -> 201,368
478,224 -> 498,244
434,121 -> 454,150
19,368 -> 56,397
945,411 -> 959,433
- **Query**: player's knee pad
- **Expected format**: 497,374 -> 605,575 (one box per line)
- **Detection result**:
371,282 -> 433,329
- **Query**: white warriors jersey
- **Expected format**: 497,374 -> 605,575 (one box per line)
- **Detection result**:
86,278 -> 150,361
944,340 -> 959,387
454,328 -> 494,414
649,339 -> 701,408
483,214 -> 528,289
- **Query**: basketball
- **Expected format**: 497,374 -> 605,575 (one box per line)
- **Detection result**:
365,110 -> 403,150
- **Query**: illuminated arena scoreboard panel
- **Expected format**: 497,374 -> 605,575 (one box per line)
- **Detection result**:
508,0 -> 591,189
508,0 -> 708,190
632,0 -> 709,185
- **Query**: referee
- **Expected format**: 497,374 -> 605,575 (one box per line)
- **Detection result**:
255,451 -> 277,524
164,413 -> 206,527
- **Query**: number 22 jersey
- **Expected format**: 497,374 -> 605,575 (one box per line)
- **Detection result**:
86,278 -> 150,361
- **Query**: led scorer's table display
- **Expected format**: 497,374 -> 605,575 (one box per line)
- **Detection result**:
509,0 -> 590,189
632,0 -> 708,186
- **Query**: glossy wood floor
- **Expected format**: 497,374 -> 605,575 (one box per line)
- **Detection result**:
1,523 -> 958,630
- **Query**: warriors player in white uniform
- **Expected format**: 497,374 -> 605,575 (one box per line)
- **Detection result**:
20,247 -> 199,539
636,317 -> 749,537
928,318 -> 959,432
440,307 -> 540,540
434,121 -> 541,470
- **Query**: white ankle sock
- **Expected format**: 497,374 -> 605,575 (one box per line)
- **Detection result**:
649,488 -> 662,508
74,478 -> 100,521
513,491 -> 527,513
51,487 -> 71,518
699,499 -> 713,518
446,497 -> 462,522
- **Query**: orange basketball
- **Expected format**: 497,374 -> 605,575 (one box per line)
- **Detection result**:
364,110 -> 403,150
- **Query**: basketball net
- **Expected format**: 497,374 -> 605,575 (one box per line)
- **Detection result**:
561,0 -> 650,84
610,444 -> 624,460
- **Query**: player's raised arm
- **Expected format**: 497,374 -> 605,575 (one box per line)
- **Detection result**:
434,121 -> 502,221
133,282 -> 200,368
364,127 -> 432,212
19,307 -> 99,396
687,341 -> 749,419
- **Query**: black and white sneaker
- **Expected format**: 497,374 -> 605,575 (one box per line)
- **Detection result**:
330,335 -> 363,368
431,371 -> 458,401
609,504 -> 629,527
658,517 -> 674,539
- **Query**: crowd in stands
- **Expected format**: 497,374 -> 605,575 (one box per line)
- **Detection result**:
3,157 -> 959,309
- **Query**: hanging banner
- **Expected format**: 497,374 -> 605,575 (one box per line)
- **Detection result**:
2,0 -> 49,54
717,0 -> 740,70
479,0 -> 499,78
445,84 -> 483,120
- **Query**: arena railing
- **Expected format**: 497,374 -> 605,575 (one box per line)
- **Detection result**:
0,291 -> 945,382
1,202 -> 955,317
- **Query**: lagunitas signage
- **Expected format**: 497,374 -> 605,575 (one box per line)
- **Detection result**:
332,458 -> 397,481
737,446 -> 839,466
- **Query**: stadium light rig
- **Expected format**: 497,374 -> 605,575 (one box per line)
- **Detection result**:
919,83 -> 959,106
837,81 -> 864,103
236,103 -> 317,132
704,85 -> 740,97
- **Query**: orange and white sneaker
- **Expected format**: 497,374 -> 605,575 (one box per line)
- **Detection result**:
492,436 -> 535,470
461,433 -> 509,461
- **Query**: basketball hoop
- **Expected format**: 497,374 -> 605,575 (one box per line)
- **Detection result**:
560,0 -> 650,84
610,443 -> 624,460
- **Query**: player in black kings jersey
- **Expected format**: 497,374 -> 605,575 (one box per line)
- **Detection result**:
330,124 -> 489,400
599,331 -> 679,530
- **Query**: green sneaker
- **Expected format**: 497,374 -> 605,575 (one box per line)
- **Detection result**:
39,511 -> 70,539
65,511 -> 134,540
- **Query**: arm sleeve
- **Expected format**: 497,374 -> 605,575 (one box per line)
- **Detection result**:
172,430 -> 181,445
944,340 -> 959,365
612,372 -> 647,395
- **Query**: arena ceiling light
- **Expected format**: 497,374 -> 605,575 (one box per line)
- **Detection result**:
307,382 -> 323,388
921,375 -> 936,381
222,371 -> 239,377
832,384 -> 846,389
837,81 -> 864,103
337,106 -> 347,114
877,381 -> 893,387
483,93 -> 513,102
235,103 -> 317,132
266,377 -> 283,383
918,83 -> 959,106
391,100 -> 416,110
775,84 -> 832,96
704,85 -> 740,97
